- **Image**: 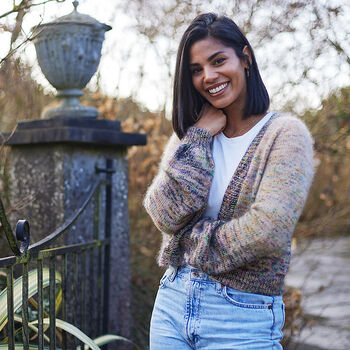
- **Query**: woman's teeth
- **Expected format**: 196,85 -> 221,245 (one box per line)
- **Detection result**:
208,83 -> 228,94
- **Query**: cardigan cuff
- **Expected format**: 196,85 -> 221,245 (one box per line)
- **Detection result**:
184,126 -> 212,146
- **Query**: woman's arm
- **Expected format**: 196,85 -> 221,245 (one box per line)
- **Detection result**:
182,119 -> 314,275
143,127 -> 214,234
144,104 -> 226,234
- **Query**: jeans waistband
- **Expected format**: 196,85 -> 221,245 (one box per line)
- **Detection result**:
167,265 -> 283,305
168,265 -> 219,283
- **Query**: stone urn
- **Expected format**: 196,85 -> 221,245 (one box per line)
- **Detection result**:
32,1 -> 111,118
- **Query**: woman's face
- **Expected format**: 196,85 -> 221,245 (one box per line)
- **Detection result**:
189,37 -> 248,111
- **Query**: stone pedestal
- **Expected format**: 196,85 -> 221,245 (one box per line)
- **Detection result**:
6,117 -> 146,344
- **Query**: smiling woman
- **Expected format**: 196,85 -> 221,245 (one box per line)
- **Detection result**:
190,38 -> 248,115
144,12 -> 314,350
172,13 -> 270,140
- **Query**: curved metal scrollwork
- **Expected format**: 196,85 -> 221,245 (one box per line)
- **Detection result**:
0,171 -> 109,257
16,219 -> 30,254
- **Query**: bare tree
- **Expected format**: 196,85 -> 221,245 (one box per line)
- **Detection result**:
112,0 -> 350,113
0,0 -> 66,65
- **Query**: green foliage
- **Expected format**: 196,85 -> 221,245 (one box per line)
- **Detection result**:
0,268 -> 62,333
0,267 -> 139,349
82,334 -> 142,350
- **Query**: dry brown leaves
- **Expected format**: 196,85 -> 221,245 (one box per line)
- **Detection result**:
282,286 -> 304,347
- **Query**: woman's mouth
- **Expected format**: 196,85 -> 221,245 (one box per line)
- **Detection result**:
208,82 -> 228,95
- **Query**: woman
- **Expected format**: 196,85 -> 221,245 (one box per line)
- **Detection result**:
144,13 -> 314,349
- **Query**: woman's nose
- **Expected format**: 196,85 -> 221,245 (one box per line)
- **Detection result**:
203,67 -> 218,82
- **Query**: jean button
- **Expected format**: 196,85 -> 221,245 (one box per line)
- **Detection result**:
268,305 -> 272,309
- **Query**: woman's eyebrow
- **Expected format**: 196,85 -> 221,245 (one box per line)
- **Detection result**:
208,51 -> 225,61
190,51 -> 225,67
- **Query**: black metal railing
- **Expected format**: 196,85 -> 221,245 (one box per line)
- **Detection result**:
0,158 -> 115,350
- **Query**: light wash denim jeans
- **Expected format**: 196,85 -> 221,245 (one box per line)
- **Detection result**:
150,265 -> 285,349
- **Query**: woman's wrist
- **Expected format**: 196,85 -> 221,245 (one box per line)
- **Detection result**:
185,126 -> 213,145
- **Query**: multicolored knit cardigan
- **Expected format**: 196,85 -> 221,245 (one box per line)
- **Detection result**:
144,113 -> 314,296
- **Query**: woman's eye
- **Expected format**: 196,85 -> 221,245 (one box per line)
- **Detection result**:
214,58 -> 225,65
191,67 -> 202,75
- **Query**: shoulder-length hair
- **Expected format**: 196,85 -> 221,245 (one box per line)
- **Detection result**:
172,13 -> 270,139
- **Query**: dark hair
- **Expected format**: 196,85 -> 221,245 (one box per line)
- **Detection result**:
172,13 -> 270,139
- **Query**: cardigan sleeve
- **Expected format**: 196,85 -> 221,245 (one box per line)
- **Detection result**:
181,120 -> 315,275
143,126 -> 214,235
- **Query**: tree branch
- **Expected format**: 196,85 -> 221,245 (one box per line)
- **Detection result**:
328,38 -> 350,66
0,0 -> 65,20
0,24 -> 43,67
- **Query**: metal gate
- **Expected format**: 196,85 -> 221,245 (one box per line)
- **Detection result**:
0,159 -> 115,350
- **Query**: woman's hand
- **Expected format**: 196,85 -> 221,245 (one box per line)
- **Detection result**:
194,104 -> 227,136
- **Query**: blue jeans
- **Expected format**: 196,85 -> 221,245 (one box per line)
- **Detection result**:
150,266 -> 285,349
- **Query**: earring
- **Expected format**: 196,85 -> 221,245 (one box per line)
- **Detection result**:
246,68 -> 250,78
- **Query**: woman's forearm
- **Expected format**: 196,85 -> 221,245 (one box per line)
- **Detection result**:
144,127 -> 215,234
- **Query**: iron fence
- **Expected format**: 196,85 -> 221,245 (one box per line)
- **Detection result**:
0,158 -> 115,350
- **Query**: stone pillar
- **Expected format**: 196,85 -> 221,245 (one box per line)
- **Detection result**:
6,117 -> 146,344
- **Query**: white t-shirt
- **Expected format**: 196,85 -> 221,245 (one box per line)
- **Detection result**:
203,112 -> 273,219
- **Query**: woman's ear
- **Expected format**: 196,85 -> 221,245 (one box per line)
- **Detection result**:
242,45 -> 252,68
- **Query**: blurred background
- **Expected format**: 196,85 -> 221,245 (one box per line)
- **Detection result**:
0,1 -> 349,349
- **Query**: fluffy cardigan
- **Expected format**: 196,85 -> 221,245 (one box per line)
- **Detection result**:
144,113 -> 314,295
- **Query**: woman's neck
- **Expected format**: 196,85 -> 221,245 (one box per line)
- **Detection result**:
223,107 -> 265,138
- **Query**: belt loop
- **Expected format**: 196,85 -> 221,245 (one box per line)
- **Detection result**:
168,266 -> 178,282
216,282 -> 222,293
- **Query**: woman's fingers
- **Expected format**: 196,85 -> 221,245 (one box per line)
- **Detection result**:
194,104 -> 226,136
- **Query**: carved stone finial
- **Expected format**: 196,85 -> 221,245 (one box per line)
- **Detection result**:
32,0 -> 111,119
73,1 -> 79,11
